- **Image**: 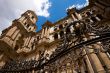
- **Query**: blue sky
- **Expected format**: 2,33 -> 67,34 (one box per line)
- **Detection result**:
0,0 -> 88,35
36,0 -> 88,31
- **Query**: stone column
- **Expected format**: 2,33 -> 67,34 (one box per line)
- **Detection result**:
57,67 -> 60,73
66,63 -> 72,73
71,14 -> 77,21
66,68 -> 72,73
44,27 -> 48,42
58,33 -> 60,39
89,49 -> 105,73
32,70 -> 35,73
25,36 -> 31,47
94,44 -> 110,72
80,62 -> 86,73
85,34 -> 106,73
41,29 -> 44,38
83,49 -> 94,73
75,13 -> 82,20
6,26 -> 17,37
12,29 -> 20,40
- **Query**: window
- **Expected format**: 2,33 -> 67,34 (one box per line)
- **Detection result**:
66,27 -> 71,34
31,16 -> 34,19
26,24 -> 30,28
54,33 -> 58,40
59,25 -> 63,29
86,12 -> 91,16
24,22 -> 27,25
60,31 -> 64,38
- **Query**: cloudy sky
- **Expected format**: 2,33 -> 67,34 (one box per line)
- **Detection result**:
0,0 -> 88,35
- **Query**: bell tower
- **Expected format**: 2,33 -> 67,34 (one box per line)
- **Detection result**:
0,10 -> 38,65
18,10 -> 37,32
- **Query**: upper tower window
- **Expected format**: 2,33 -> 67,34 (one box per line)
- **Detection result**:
26,24 -> 30,28
24,22 -> 27,25
31,16 -> 35,19
86,12 -> 91,16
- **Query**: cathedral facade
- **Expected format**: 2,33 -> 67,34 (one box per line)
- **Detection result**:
0,0 -> 110,73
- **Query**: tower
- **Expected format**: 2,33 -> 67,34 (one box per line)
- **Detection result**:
0,10 -> 37,67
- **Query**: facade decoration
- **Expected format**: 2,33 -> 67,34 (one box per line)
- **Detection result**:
0,0 -> 110,73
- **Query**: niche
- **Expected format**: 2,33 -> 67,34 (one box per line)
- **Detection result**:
59,25 -> 63,29
60,31 -> 64,38
66,27 -> 71,34
54,33 -> 58,40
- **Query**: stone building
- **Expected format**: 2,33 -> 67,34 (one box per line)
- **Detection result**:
0,0 -> 110,73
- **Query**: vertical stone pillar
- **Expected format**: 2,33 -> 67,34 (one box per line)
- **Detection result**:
44,27 -> 48,42
12,29 -> 20,40
94,44 -> 110,72
89,49 -> 105,73
32,70 -> 35,73
45,27 -> 48,37
83,49 -> 94,73
25,36 -> 31,47
58,33 -> 60,39
41,29 -> 44,38
66,63 -> 72,73
80,63 -> 86,73
85,34 -> 106,73
66,68 -> 72,73
57,67 -> 60,73
71,14 -> 77,21
75,13 -> 82,20
6,26 -> 17,37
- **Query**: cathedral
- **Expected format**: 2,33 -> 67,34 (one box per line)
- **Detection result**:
0,0 -> 110,73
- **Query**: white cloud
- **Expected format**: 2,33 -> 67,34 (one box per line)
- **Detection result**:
0,0 -> 51,35
68,0 -> 89,10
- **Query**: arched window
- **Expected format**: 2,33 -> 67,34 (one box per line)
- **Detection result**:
59,25 -> 63,29
26,24 -> 30,28
37,36 -> 40,41
15,45 -> 19,51
31,16 -> 34,19
60,31 -> 64,38
66,27 -> 71,34
86,12 -> 91,16
54,33 -> 58,40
